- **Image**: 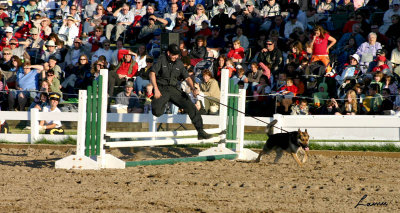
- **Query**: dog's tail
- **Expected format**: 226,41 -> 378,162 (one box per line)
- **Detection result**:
265,119 -> 278,136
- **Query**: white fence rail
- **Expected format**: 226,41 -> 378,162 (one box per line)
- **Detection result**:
1,111 -> 400,143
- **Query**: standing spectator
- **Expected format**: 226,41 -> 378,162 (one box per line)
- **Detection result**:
310,25 -> 336,67
105,3 -> 134,43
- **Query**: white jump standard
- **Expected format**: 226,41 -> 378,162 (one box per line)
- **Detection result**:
55,69 -> 258,169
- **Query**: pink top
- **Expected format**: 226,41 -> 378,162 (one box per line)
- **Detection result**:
312,33 -> 330,56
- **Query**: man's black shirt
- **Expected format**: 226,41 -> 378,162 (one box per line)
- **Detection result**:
150,54 -> 188,87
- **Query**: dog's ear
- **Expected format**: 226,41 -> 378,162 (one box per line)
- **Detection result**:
305,129 -> 308,133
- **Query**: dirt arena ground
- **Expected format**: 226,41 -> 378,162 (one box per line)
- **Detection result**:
0,144 -> 399,213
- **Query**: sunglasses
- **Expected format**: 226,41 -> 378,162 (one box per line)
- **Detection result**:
3,53 -> 11,55
10,43 -> 17,45
104,44 -> 110,47
266,43 -> 273,45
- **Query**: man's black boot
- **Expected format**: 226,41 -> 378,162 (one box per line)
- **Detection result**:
198,129 -> 212,140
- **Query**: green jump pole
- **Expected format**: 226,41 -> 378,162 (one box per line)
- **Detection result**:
96,76 -> 103,156
91,80 -> 98,156
226,79 -> 235,149
231,82 -> 238,150
125,154 -> 238,167
85,86 -> 93,157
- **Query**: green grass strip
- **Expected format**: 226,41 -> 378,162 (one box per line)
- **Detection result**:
125,154 -> 238,167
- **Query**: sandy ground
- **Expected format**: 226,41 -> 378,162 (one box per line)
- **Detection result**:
0,145 -> 399,213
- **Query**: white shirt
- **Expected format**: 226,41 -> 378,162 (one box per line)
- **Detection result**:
117,11 -> 135,24
135,55 -> 147,71
58,24 -> 80,47
42,106 -> 62,128
38,0 -> 57,11
130,6 -> 147,17
284,21 -> 304,39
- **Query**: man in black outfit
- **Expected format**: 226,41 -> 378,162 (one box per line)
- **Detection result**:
150,44 -> 212,140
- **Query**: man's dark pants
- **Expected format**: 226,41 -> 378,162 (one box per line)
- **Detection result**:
151,85 -> 203,131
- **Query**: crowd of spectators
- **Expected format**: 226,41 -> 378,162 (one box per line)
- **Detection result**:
1,0 -> 400,122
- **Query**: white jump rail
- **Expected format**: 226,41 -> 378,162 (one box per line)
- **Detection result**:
104,128 -> 222,138
104,137 -> 221,148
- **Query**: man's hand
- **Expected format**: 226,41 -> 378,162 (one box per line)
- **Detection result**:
154,87 -> 162,99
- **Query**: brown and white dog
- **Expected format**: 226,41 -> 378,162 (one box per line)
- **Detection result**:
255,120 -> 309,166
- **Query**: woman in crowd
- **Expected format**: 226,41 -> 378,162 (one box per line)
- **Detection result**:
136,45 -> 148,71
135,56 -> 153,95
190,36 -> 207,65
310,25 -> 336,67
337,90 -> 360,115
188,4 -> 208,33
83,4 -> 106,35
13,6 -> 29,23
287,41 -> 307,65
62,54 -> 91,93
200,69 -> 220,114
214,55 -> 227,82
383,74 -> 398,95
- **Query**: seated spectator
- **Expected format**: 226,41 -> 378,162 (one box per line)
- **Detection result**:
105,3 -> 134,43
115,81 -> 143,113
188,4 -> 208,33
111,40 -> 126,66
381,88 -> 394,115
206,27 -> 225,57
58,16 -> 80,47
9,38 -> 29,62
0,47 -> 13,71
232,26 -> 249,51
37,0 -> 57,14
62,54 -> 91,95
291,99 -> 310,115
135,44 -> 148,71
190,36 -> 207,63
26,0 -> 38,14
13,16 -> 30,40
356,32 -> 382,71
368,49 -> 393,74
55,0 -> 69,18
43,69 -> 62,100
83,4 -> 106,35
137,15 -> 167,43
108,49 -> 138,96
249,75 -> 272,116
63,4 -> 81,25
139,83 -> 154,114
333,36 -> 358,71
337,89 -> 360,115
335,54 -> 361,85
383,74 -> 397,95
293,74 -> 305,95
370,72 -> 384,94
214,54 -> 227,81
36,17 -> 52,40
22,28 -> 44,63
287,41 -> 307,66
319,99 -> 341,115
29,86 -> 49,111
146,29 -> 162,58
227,39 -> 245,63
190,82 -> 207,115
210,5 -> 233,32
257,39 -> 283,78
247,62 -> 263,91
385,14 -> 400,43
211,0 -> 234,18
86,26 -> 107,53
368,84 -> 383,115
317,0 -> 335,14
336,0 -> 355,13
223,59 -> 236,78
43,55 -> 62,79
135,56 -> 153,95
0,27 -> 16,51
261,0 -> 280,19
41,40 -> 61,65
92,39 -> 113,64
130,0 -> 146,17
39,92 -> 64,135
200,69 -> 220,114
277,77 -> 298,113
195,21 -> 212,39
4,56 -> 23,89
65,38 -> 90,73
232,67 -> 248,90
379,0 -> 400,35
8,63 -> 43,111
390,37 -> 400,72
284,13 -> 304,39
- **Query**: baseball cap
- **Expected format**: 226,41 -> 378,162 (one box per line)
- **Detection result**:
376,49 -> 385,55
168,44 -> 180,55
49,93 -> 61,101
125,81 -> 134,88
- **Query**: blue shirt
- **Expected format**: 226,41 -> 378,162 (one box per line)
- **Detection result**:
17,70 -> 39,90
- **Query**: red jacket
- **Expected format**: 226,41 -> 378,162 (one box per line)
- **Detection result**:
14,24 -> 31,39
280,84 -> 298,96
227,47 -> 245,59
116,49 -> 138,78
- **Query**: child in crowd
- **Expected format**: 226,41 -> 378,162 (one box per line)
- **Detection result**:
232,67 -> 248,90
313,82 -> 329,107
141,83 -> 154,114
224,59 -> 236,78
291,99 -> 310,115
